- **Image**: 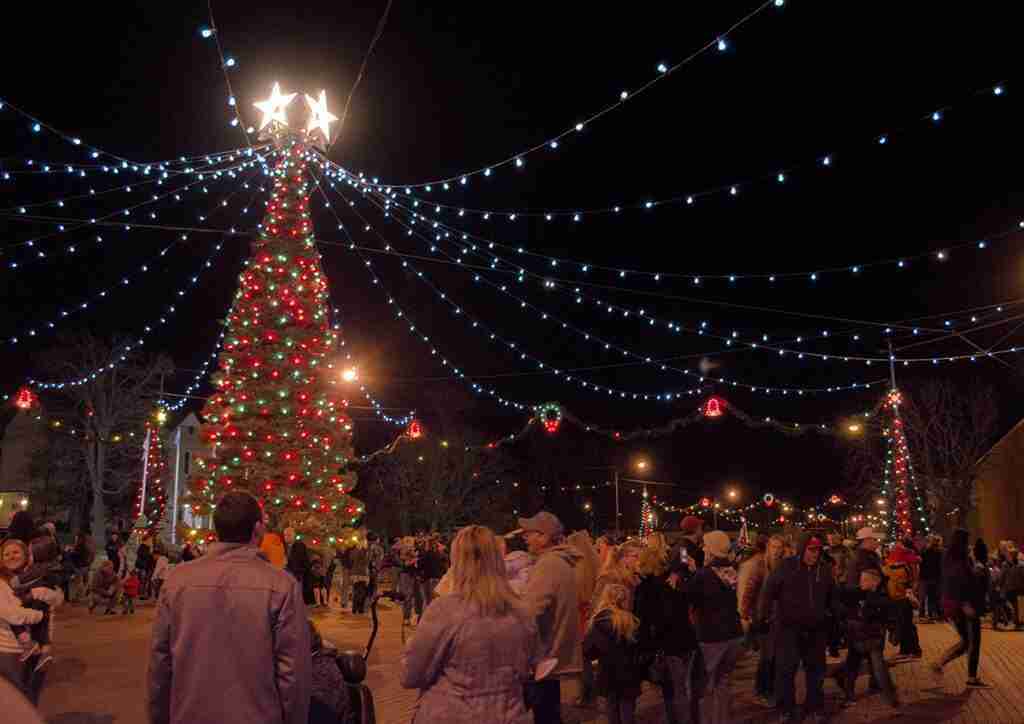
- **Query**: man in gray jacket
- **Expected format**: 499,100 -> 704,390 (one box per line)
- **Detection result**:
147,492 -> 311,724
519,511 -> 581,724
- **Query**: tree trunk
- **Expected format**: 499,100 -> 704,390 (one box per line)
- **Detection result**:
90,439 -> 108,548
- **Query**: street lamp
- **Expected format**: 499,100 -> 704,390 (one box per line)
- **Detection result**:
727,488 -> 739,501
341,367 -> 358,383
635,459 -> 650,473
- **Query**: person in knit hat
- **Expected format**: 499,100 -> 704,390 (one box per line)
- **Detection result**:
683,530 -> 743,724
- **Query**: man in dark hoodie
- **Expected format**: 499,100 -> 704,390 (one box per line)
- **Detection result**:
758,535 -> 835,723
519,511 -> 581,724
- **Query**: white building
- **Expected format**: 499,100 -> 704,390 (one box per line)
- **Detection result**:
164,412 -> 208,545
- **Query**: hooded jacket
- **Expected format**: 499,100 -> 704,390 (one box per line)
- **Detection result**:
836,585 -> 892,643
521,543 -> 582,677
503,550 -> 535,595
759,538 -> 835,631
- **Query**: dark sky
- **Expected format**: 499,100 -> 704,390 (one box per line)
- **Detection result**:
3,2 -> 1024,523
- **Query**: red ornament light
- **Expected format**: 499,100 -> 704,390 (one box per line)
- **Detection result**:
14,387 -> 36,410
703,396 -> 726,418
407,420 -> 423,439
700,497 -> 712,508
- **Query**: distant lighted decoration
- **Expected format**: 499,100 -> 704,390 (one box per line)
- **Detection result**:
14,387 -> 36,410
886,389 -> 904,408
763,493 -> 775,506
253,82 -> 297,131
829,494 -> 843,505
407,420 -> 423,439
154,407 -> 168,425
538,402 -> 563,433
700,497 -> 713,508
703,395 -> 726,418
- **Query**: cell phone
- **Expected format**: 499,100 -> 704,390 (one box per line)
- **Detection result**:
680,548 -> 689,564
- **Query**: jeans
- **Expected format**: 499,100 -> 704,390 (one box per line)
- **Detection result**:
528,678 -> 562,724
699,638 -> 743,724
337,567 -> 353,607
606,692 -> 637,724
662,651 -> 696,724
894,599 -> 921,654
123,595 -> 135,613
844,639 -> 897,705
0,653 -> 28,700
940,611 -> 981,678
923,581 -> 942,619
398,572 -> 423,621
754,646 -> 774,700
775,627 -> 827,716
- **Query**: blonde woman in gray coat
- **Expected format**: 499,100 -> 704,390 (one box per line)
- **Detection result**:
401,525 -> 539,724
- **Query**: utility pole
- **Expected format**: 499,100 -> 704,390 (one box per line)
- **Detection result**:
614,468 -> 620,539
887,340 -> 898,391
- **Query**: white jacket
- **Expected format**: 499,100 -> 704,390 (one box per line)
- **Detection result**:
0,578 -> 44,654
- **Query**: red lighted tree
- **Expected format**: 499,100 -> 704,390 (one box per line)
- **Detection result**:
183,138 -> 362,547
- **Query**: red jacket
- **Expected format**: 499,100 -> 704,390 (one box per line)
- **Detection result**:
123,576 -> 140,598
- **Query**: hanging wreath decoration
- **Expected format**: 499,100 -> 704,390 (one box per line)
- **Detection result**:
537,402 -> 563,433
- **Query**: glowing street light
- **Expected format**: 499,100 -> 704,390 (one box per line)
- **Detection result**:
847,423 -> 862,434
727,488 -> 739,500
341,367 -> 358,383
635,459 -> 650,473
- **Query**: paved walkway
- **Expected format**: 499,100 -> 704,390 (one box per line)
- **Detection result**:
36,600 -> 1024,723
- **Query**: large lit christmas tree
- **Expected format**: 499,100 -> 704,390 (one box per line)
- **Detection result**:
182,89 -> 361,548
639,490 -> 654,538
880,388 -> 930,540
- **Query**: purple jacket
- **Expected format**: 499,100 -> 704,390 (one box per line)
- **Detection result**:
401,594 -> 538,724
147,543 -> 311,724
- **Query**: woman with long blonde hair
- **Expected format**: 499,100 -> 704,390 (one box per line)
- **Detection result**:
584,583 -> 644,724
401,525 -> 537,724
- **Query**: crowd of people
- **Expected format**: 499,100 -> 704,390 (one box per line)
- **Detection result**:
3,494 -> 1024,723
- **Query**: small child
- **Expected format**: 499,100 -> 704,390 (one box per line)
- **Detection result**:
311,558 -> 327,608
582,583 -> 645,724
122,571 -> 140,614
839,569 -> 900,710
1,538 -> 63,672
151,550 -> 170,601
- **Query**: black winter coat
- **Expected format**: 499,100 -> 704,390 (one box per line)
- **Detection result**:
633,573 -> 697,656
920,548 -> 943,582
761,556 -> 835,632
668,537 -> 705,577
836,586 -> 892,642
683,560 -> 743,643
583,612 -> 645,697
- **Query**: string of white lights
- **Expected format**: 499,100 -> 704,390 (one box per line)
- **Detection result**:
199,4 -> 257,144
27,235 -> 232,391
2,148 -> 266,219
324,173 -> 889,396
1,155 -> 271,271
361,174 -> 1019,288
341,1 -> 784,190
6,163 -> 266,346
332,79 -> 1008,223
342,176 -> 1024,373
0,96 -> 264,170
340,168 -> 1024,345
310,164 -> 703,402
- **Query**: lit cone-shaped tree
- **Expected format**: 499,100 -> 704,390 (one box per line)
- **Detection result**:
182,137 -> 362,549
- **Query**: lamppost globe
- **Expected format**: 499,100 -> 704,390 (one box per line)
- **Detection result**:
341,367 -> 358,383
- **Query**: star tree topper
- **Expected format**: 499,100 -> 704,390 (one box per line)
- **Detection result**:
304,90 -> 338,150
254,82 -> 297,132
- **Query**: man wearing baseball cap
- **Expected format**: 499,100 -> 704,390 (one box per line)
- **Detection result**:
518,511 -> 581,724
758,534 -> 835,723
846,527 -> 886,587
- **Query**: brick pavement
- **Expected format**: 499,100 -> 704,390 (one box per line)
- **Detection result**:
36,601 -> 1024,723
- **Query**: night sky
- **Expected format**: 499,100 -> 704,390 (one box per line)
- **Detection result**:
3,2 -> 1024,527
